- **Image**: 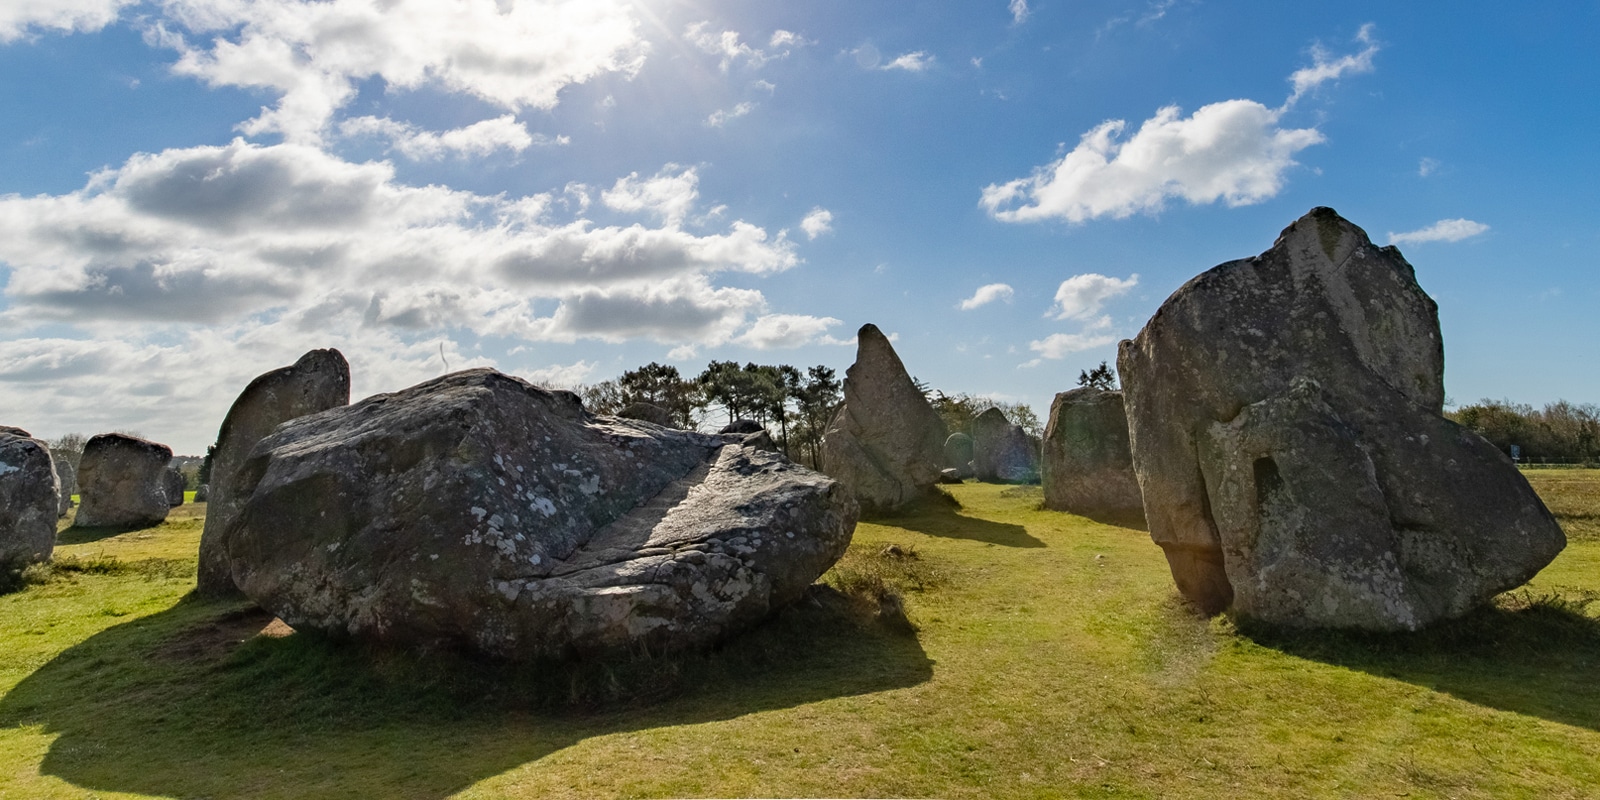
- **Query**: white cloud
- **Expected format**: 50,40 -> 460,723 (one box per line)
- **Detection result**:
706,102 -> 755,128
981,101 -> 1324,223
982,27 -> 1382,224
959,283 -> 1015,310
600,165 -> 700,225
1287,24 -> 1379,107
156,0 -> 650,142
338,115 -> 556,160
1050,274 -> 1138,320
882,51 -> 934,72
1387,219 -> 1489,246
0,0 -> 134,41
800,207 -> 834,240
1009,0 -> 1030,25
520,360 -> 597,389
1026,332 -> 1118,361
1418,157 -> 1441,178
685,22 -> 805,73
735,314 -> 845,349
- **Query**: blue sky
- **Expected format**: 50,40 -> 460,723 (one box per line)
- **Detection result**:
1,0 -> 1596,453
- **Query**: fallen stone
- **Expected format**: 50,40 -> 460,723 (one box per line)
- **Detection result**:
821,324 -> 948,513
219,368 -> 857,660
618,402 -> 674,428
1041,388 -> 1143,520
1118,207 -> 1564,630
0,429 -> 58,570
74,433 -> 173,528
938,468 -> 963,484
719,419 -> 765,435
197,348 -> 350,597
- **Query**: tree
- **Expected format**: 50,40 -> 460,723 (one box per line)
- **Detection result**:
694,361 -> 785,428
47,432 -> 88,472
618,362 -> 696,427
578,380 -> 627,416
789,365 -> 842,469
1078,361 -> 1117,390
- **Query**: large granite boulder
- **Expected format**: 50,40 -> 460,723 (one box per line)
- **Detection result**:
164,468 -> 187,507
1118,207 -> 1564,630
1042,388 -> 1143,520
971,407 -> 1039,483
197,349 -> 350,597
216,368 -> 857,660
53,455 -> 76,517
75,434 -> 173,528
0,428 -> 58,570
821,324 -> 948,513
944,433 -> 974,477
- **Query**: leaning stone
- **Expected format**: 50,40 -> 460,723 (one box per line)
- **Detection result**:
197,348 -> 350,598
0,429 -> 58,571
971,408 -> 1039,483
821,324 -> 948,513
1118,207 -> 1564,630
219,368 -> 856,660
74,433 -> 173,528
1041,388 -> 1143,520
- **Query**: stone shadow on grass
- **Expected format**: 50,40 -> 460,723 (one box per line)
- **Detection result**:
0,587 -> 933,800
872,491 -> 1045,548
1238,588 -> 1600,732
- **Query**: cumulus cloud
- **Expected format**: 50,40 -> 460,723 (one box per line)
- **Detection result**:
706,102 -> 755,127
882,51 -> 934,72
800,207 -> 834,240
735,314 -> 845,349
0,0 -> 134,41
338,115 -> 560,160
1025,332 -> 1119,362
155,0 -> 650,142
0,140 -> 798,340
1009,0 -> 1030,25
1048,274 -> 1138,320
1287,24 -> 1379,107
521,360 -> 598,389
959,283 -> 1015,310
685,22 -> 805,73
982,27 -> 1380,224
1387,219 -> 1489,246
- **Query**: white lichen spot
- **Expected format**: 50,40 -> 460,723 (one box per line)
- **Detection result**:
471,506 -> 488,520
530,496 -> 557,517
578,473 -> 601,495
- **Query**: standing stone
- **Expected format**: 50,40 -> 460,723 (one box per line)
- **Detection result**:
821,324 -> 948,513
75,434 -> 173,528
220,368 -> 857,660
971,407 -> 1040,483
164,467 -> 187,507
197,348 -> 351,597
1042,388 -> 1143,520
194,484 -> 209,503
617,402 -> 674,427
944,433 -> 974,477
53,455 -> 76,517
1118,207 -> 1564,630
0,428 -> 58,571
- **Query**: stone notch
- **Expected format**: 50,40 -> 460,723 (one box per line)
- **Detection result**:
219,368 -> 857,660
1041,387 -> 1143,520
820,323 -> 948,513
0,428 -> 59,570
75,433 -> 173,528
197,348 -> 350,597
1117,207 -> 1563,630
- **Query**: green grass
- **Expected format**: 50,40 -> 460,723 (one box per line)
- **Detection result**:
3,482 -> 1600,798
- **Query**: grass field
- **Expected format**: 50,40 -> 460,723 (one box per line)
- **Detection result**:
3,475 -> 1599,799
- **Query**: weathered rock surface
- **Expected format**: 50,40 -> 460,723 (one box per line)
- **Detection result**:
618,402 -> 673,428
0,429 -> 58,570
1117,207 -> 1564,630
75,434 -> 173,528
53,455 -> 76,517
1042,388 -> 1143,519
217,368 -> 857,660
944,433 -> 974,477
971,407 -> 1039,484
164,468 -> 187,507
821,324 -> 948,513
197,348 -> 350,597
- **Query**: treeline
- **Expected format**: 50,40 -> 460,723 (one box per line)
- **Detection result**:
572,361 -> 1046,468
1450,399 -> 1600,462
